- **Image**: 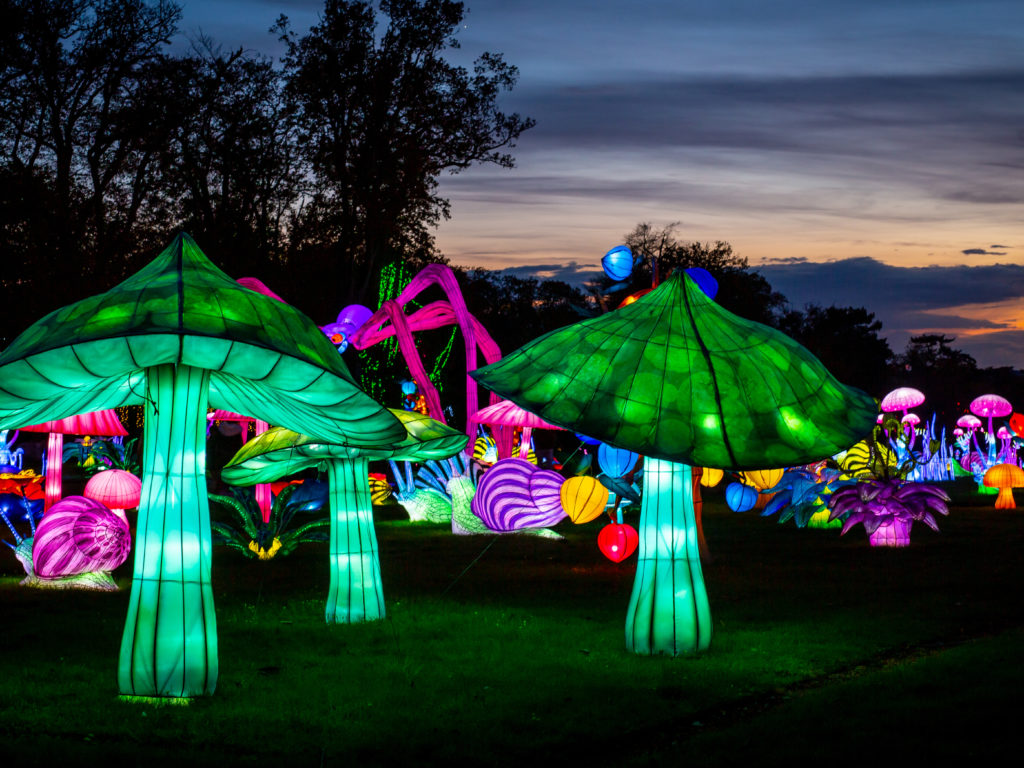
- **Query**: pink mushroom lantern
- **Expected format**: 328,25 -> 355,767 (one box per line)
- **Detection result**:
970,394 -> 1013,465
19,410 -> 128,511
469,399 -> 566,461
84,469 -> 142,525
880,387 -> 925,419
901,412 -> 922,452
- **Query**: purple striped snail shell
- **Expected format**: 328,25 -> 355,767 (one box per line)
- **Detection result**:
32,495 -> 131,579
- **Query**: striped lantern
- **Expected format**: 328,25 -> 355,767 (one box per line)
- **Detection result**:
597,443 -> 639,478
471,459 -> 567,531
32,495 -> 131,578
560,476 -> 609,524
725,482 -> 759,512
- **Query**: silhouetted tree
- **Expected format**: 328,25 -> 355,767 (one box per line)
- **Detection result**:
151,40 -> 303,284
276,0 -> 534,309
777,305 -> 893,396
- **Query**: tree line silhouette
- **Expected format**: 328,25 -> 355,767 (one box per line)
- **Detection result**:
1,0 -> 1018,427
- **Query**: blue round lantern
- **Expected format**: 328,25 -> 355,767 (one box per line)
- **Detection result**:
684,267 -> 718,299
725,482 -> 758,512
602,245 -> 635,282
598,443 -> 639,478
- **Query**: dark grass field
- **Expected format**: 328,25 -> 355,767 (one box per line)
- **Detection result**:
1,479 -> 1022,766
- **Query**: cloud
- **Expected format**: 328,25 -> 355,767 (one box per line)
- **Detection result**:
495,262 -> 603,284
758,256 -> 809,265
755,257 -> 1024,367
990,244 -> 1011,249
962,248 -> 1008,256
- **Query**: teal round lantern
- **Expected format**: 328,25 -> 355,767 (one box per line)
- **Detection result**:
598,442 -> 639,478
602,245 -> 634,282
725,482 -> 758,512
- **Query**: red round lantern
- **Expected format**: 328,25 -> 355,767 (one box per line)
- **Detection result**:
598,522 -> 639,563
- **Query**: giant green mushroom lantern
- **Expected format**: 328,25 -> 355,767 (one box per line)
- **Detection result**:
222,409 -> 468,623
472,271 -> 875,656
0,234 -> 405,697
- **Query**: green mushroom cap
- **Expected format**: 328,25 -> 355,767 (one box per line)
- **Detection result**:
471,272 -> 876,470
222,409 -> 469,486
0,233 -> 404,447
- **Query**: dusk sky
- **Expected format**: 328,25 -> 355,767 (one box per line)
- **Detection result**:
178,0 -> 1024,369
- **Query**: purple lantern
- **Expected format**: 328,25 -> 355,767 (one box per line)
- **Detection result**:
470,459 -> 567,531
32,495 -> 131,578
322,304 -> 373,353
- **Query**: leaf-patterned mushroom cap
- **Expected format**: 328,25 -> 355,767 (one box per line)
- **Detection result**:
0,234 -> 404,447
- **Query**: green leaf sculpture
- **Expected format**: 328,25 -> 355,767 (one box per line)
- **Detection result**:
223,409 -> 468,624
472,271 -> 876,656
0,233 -> 405,698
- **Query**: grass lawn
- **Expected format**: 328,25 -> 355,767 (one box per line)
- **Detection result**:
1,478 -> 1021,765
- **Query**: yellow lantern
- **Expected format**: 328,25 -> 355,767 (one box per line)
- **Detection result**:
699,467 -> 724,487
738,468 -> 783,491
560,476 -> 609,524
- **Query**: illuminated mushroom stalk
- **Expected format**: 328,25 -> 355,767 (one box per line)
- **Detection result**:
120,364 -> 216,696
626,460 -> 711,652
325,457 -> 384,622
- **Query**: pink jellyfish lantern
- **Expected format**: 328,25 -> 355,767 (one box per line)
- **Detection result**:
970,394 -> 1013,464
469,399 -> 566,461
20,410 -> 128,511
84,469 -> 142,525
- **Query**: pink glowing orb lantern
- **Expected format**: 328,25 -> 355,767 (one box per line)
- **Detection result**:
598,521 -> 639,563
470,399 -> 566,461
84,470 -> 141,525
20,410 -> 128,511
953,428 -> 964,437
880,387 -> 925,417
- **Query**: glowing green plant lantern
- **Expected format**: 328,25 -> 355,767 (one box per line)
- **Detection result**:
472,271 -> 875,656
0,234 -> 405,698
222,409 -> 467,623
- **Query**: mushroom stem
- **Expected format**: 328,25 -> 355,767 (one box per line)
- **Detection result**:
326,457 -> 385,623
995,487 -> 1016,510
118,364 -> 217,698
44,432 -> 63,510
625,459 -> 712,655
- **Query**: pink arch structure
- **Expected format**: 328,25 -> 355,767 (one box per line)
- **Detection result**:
350,264 -> 502,441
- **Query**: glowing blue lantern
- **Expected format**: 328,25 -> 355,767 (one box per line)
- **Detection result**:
684,267 -> 718,299
725,482 -> 758,512
602,245 -> 635,282
598,443 -> 639,478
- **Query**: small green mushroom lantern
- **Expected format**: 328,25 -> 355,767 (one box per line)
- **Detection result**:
472,272 -> 875,656
222,409 -> 468,623
0,234 -> 405,697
